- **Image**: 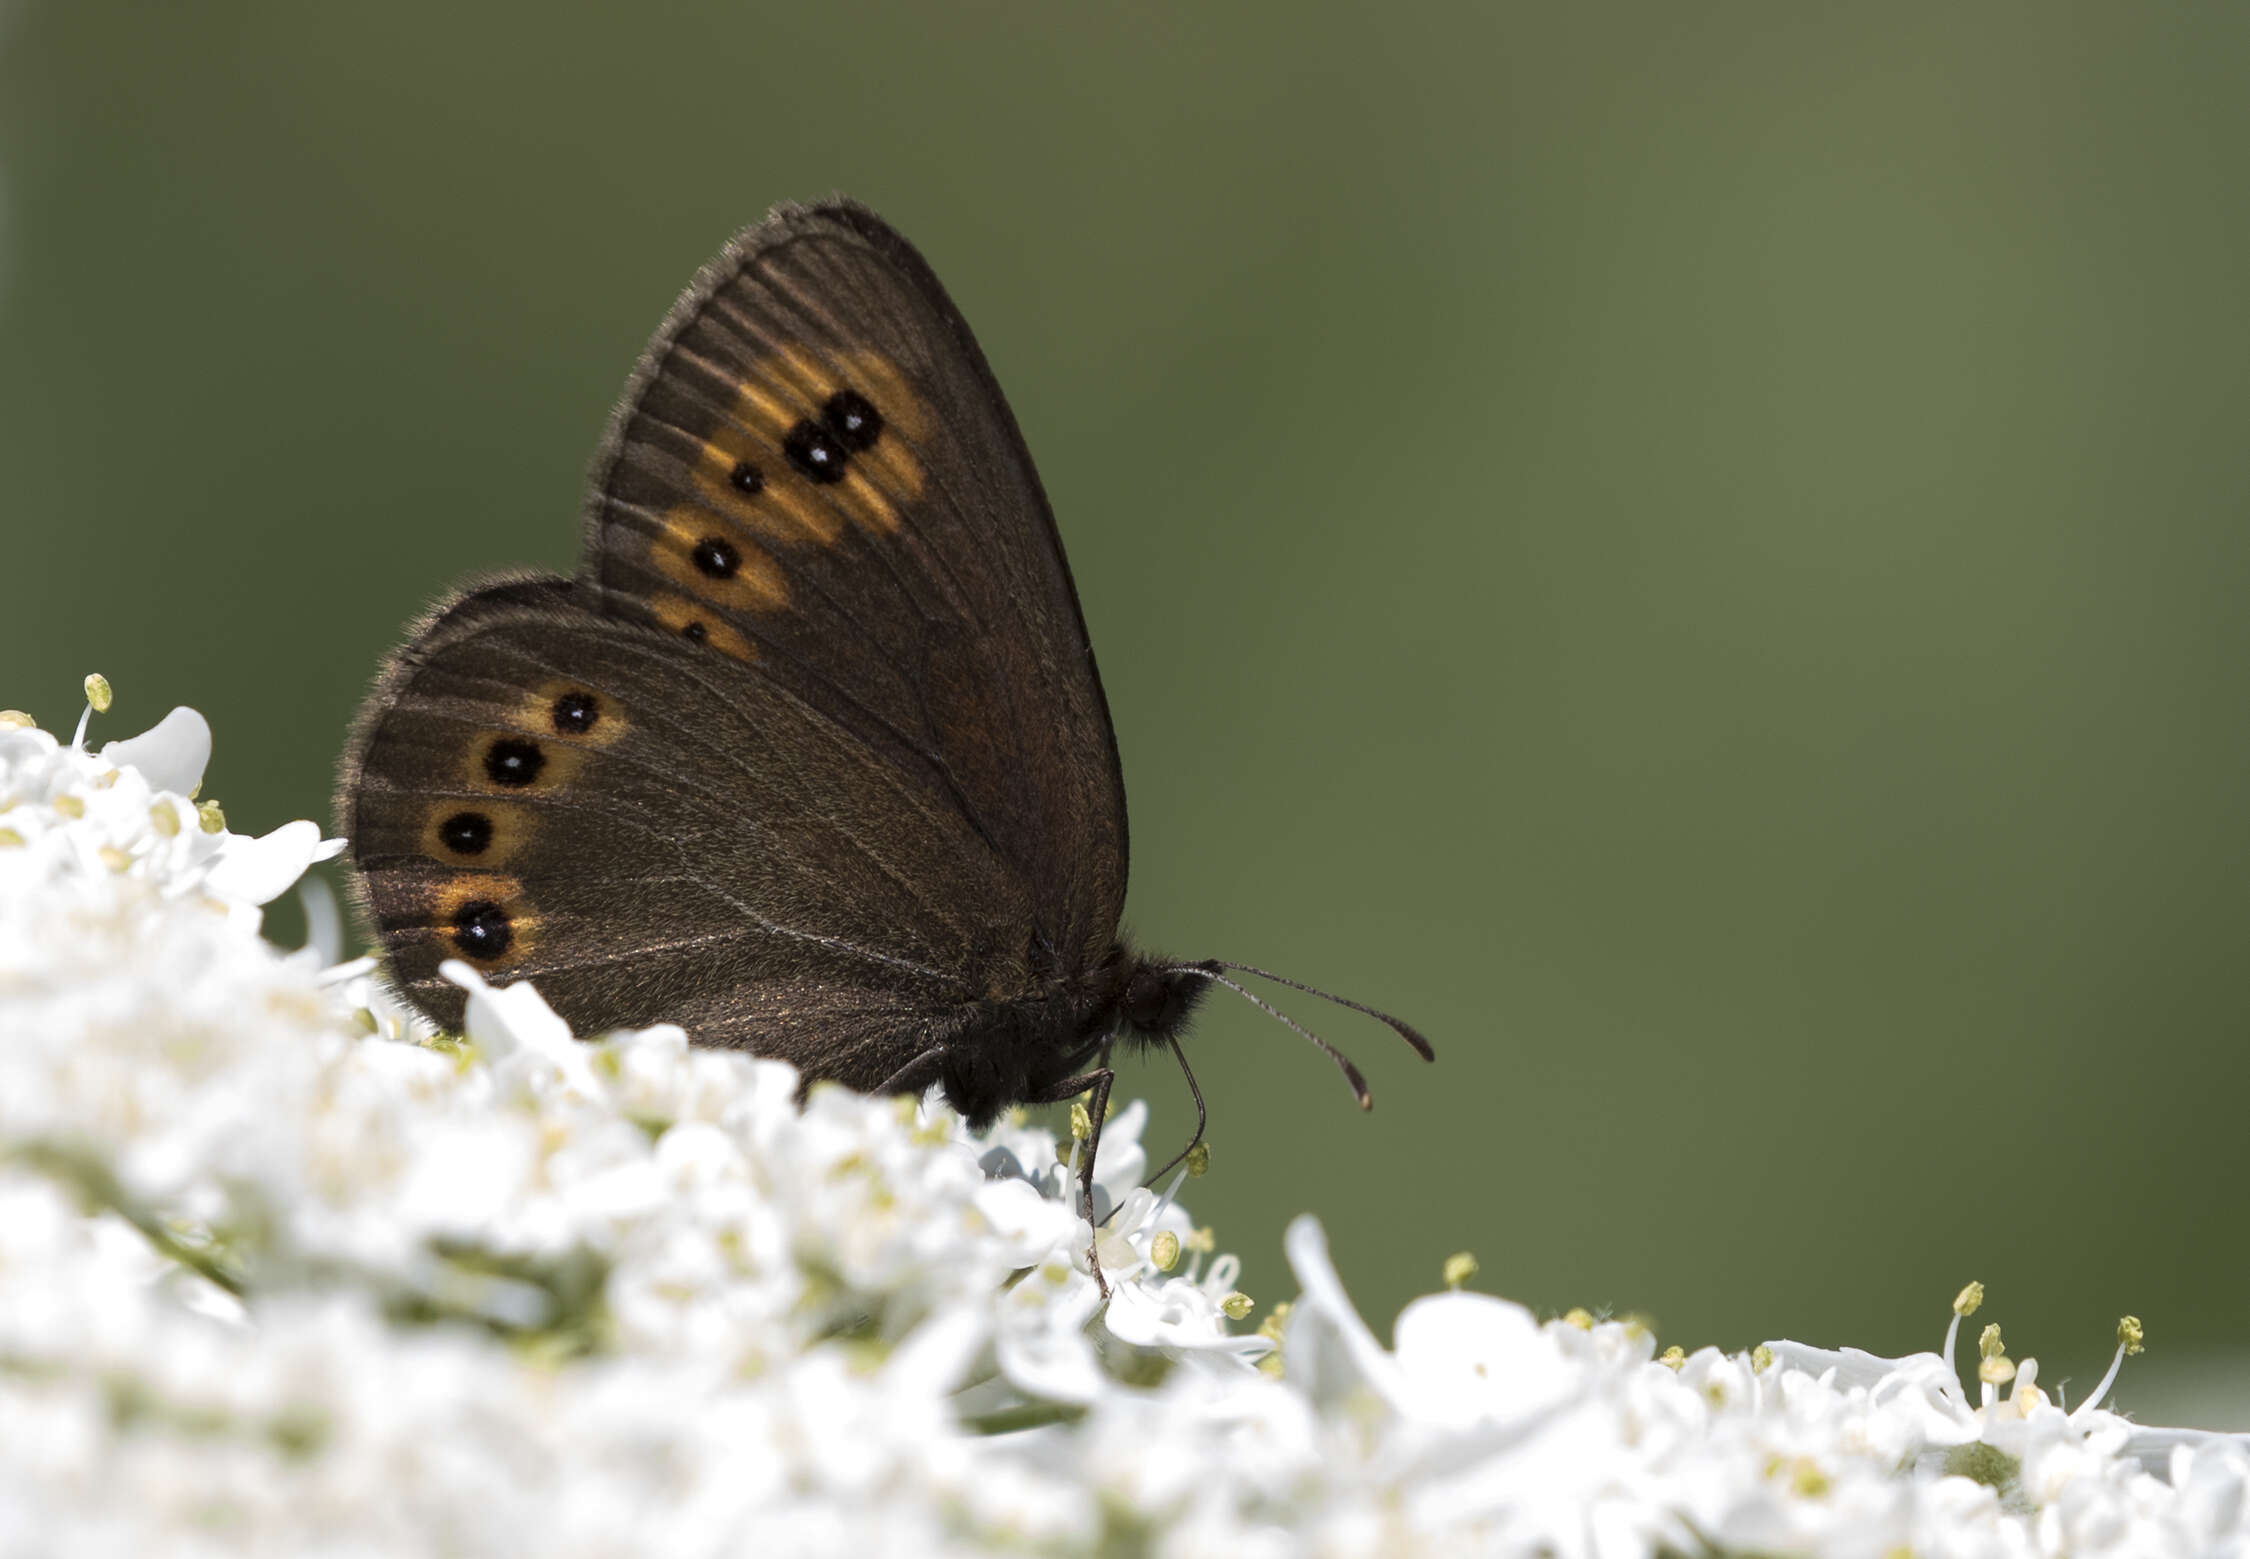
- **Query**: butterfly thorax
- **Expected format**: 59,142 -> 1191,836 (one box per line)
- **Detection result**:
930,943 -> 1213,1129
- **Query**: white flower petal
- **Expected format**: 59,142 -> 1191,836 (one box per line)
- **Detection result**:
1281,1214 -> 1408,1413
202,818 -> 327,904
1393,1291 -> 1573,1428
99,705 -> 211,795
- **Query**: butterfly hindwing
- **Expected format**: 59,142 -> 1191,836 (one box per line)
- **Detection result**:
581,198 -> 1128,973
340,574 -> 1035,1083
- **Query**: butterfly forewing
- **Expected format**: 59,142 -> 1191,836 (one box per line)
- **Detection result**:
583,199 -> 1127,971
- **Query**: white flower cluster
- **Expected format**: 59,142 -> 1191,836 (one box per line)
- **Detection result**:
3,692 -> 2247,1558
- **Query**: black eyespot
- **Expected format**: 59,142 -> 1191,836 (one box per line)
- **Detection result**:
551,691 -> 599,734
728,460 -> 764,494
484,738 -> 544,787
450,899 -> 513,960
822,389 -> 883,452
437,811 -> 493,856
682,620 -> 709,644
692,536 -> 740,579
783,419 -> 848,484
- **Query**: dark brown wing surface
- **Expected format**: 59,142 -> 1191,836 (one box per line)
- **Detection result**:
342,199 -> 1129,1069
581,198 -> 1127,971
342,577 -> 1026,1082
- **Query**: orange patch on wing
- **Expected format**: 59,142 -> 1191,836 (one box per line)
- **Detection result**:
839,350 -> 935,443
682,345 -> 933,549
864,411 -> 926,483
419,799 -> 530,868
515,680 -> 630,748
455,731 -> 587,794
648,594 -> 757,661
431,871 -> 537,969
649,509 -> 789,612
691,422 -> 844,546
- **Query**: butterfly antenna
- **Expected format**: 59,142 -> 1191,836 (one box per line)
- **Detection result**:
1210,960 -> 1437,1062
1180,968 -> 1375,1109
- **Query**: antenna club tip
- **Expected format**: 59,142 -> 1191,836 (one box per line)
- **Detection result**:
1395,1024 -> 1438,1062
1357,1095 -> 1374,1112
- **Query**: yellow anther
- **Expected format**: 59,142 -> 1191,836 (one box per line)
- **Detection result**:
1562,1308 -> 1595,1331
98,845 -> 132,872
196,799 -> 226,834
149,800 -> 180,837
1979,1323 -> 2004,1360
1182,1226 -> 1216,1255
1068,1102 -> 1092,1141
1185,1141 -> 1211,1177
83,674 -> 112,713
2118,1315 -> 2144,1356
1659,1346 -> 1686,1371
54,795 -> 83,819
1953,1281 -> 1984,1317
1150,1231 -> 1180,1272
1789,1459 -> 1830,1498
1979,1354 -> 2016,1386
1219,1291 -> 1254,1321
1257,1301 -> 1292,1343
0,827 -> 23,848
1751,1344 -> 1774,1373
1442,1251 -> 1478,1289
1257,1354 -> 1285,1378
0,711 -> 34,730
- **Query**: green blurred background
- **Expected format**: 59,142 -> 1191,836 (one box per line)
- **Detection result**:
6,3 -> 2248,1420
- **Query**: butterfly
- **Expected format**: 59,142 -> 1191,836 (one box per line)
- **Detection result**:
338,197 -> 1432,1279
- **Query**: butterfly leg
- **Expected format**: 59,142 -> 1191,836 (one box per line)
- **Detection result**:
872,1046 -> 947,1098
1028,1047 -> 1116,1297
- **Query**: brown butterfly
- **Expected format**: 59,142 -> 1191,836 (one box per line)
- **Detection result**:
338,198 -> 1431,1271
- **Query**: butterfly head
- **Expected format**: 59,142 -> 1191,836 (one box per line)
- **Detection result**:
1116,957 -> 1219,1045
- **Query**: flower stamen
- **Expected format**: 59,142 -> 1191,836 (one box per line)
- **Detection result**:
1943,1280 -> 1983,1377
2072,1315 -> 2146,1422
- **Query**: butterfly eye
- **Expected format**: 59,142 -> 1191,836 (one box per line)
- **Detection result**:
783,420 -> 849,484
484,737 -> 545,786
449,898 -> 514,960
1121,967 -> 1174,1031
437,810 -> 493,856
822,389 -> 883,452
550,690 -> 600,735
